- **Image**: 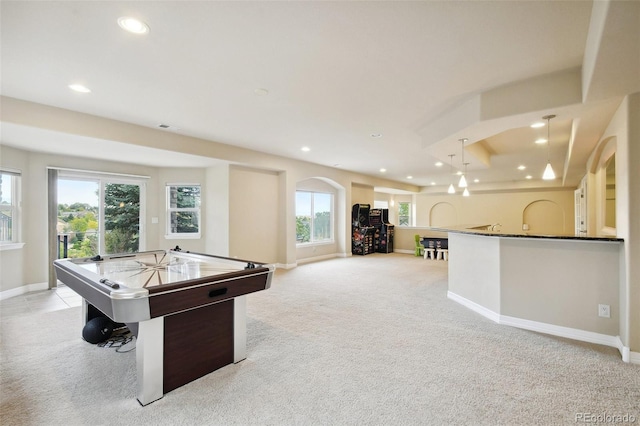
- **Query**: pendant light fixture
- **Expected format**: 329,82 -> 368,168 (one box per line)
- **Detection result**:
542,115 -> 556,180
458,138 -> 468,188
462,163 -> 470,196
447,154 -> 456,194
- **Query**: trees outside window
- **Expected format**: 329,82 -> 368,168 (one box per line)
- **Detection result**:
104,183 -> 140,253
167,184 -> 201,238
296,191 -> 333,243
0,171 -> 20,244
398,202 -> 411,226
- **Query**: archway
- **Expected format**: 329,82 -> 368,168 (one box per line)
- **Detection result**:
523,200 -> 565,235
429,202 -> 457,227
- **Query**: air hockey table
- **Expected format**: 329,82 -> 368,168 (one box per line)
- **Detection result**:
53,248 -> 275,406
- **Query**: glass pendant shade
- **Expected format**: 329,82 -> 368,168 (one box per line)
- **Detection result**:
542,162 -> 556,180
458,174 -> 467,188
448,183 -> 456,194
463,188 -> 470,197
541,115 -> 556,181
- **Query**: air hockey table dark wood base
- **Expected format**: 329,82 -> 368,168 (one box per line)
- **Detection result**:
53,249 -> 274,406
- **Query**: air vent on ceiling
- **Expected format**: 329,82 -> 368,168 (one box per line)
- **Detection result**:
157,124 -> 180,131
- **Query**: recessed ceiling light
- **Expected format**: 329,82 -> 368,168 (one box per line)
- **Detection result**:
535,138 -> 547,144
301,146 -> 310,152
68,84 -> 91,93
254,88 -> 269,96
526,175 -> 533,179
431,182 -> 436,186
371,133 -> 382,138
456,171 -> 462,176
531,122 -> 545,128
406,176 -> 413,179
118,17 -> 149,34
518,165 -> 526,170
474,179 -> 479,183
435,162 -> 443,167
379,168 -> 386,173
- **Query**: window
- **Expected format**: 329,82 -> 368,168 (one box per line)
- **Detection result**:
0,170 -> 21,246
296,191 -> 333,244
374,200 -> 389,209
398,202 -> 411,226
166,184 -> 201,238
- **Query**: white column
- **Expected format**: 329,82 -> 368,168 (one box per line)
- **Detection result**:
136,317 -> 164,406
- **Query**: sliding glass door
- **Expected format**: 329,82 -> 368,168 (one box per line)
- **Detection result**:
56,174 -> 145,259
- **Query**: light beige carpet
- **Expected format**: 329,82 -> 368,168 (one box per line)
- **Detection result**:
1,254 -> 638,425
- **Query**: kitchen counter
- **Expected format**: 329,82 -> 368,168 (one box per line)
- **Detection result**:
441,227 -> 627,361
428,224 -> 623,242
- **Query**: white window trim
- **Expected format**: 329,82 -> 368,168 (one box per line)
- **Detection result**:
0,168 -> 22,246
165,183 -> 202,239
0,242 -> 25,251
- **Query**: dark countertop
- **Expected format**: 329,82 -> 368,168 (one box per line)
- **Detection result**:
428,225 -> 623,242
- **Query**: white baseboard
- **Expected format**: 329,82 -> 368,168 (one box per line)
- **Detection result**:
615,339 -> 640,365
277,252 -> 348,269
0,282 -> 49,301
500,314 -> 619,349
394,249 -> 417,255
275,262 -> 298,270
447,291 -> 500,322
297,253 -> 341,265
448,290 -> 638,364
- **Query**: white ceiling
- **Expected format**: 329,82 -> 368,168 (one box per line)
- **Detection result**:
1,1 -> 638,192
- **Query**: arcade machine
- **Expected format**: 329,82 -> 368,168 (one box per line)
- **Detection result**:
369,208 -> 382,252
375,208 -> 394,253
351,203 -> 375,255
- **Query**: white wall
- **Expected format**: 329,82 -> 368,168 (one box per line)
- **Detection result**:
449,232 -> 621,338
449,233 -> 501,313
230,166 -> 279,264
586,93 -> 640,355
205,164 -> 230,257
500,237 -> 620,335
0,146 -> 28,292
351,183 -> 374,206
0,145 -> 160,292
416,190 -> 575,235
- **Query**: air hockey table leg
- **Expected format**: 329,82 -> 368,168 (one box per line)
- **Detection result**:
233,295 -> 247,363
136,316 -> 164,406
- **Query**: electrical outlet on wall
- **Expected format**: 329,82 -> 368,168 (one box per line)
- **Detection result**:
598,304 -> 611,318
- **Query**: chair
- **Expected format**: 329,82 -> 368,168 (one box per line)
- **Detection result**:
436,239 -> 449,261
414,234 -> 424,257
423,239 -> 436,260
